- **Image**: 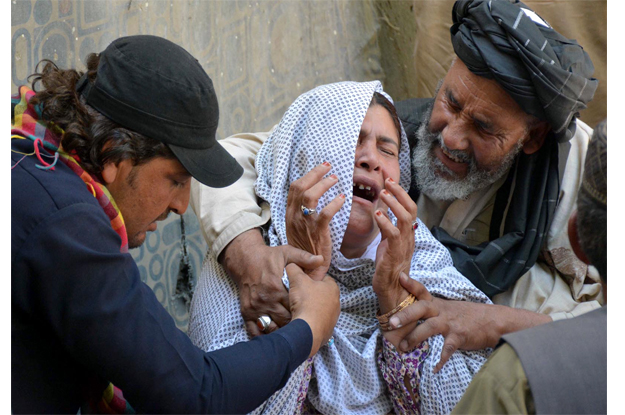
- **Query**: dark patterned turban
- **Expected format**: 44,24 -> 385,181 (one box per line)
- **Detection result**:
451,0 -> 598,141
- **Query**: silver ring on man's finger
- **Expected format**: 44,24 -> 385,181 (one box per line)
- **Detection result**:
301,205 -> 317,216
256,315 -> 272,332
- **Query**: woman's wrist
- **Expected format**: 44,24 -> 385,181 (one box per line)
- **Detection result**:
376,287 -> 411,316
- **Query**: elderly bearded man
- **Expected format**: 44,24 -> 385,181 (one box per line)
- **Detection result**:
190,0 -> 602,369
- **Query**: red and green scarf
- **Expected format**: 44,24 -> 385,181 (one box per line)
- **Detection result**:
11,86 -> 134,413
11,86 -> 129,253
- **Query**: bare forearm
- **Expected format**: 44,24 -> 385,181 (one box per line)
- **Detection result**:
219,228 -> 265,286
486,303 -> 553,344
432,298 -> 553,348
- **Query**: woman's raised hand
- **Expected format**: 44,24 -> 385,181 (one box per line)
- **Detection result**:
286,162 -> 346,281
372,177 -> 418,314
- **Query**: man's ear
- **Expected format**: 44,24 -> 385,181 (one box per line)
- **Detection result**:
522,120 -> 550,155
100,141 -> 133,185
568,210 -> 590,265
101,161 -> 120,185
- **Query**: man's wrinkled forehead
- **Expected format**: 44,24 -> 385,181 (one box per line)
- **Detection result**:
440,59 -> 530,119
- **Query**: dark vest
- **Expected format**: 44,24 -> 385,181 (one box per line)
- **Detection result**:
503,307 -> 607,414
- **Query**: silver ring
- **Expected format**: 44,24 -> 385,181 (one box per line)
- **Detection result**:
256,315 -> 272,332
412,220 -> 419,231
300,205 -> 317,216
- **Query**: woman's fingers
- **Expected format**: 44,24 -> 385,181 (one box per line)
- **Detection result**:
384,178 -> 417,216
380,178 -> 417,233
318,193 -> 346,228
380,189 -> 411,226
301,174 -> 338,209
374,209 -> 400,244
287,162 -> 332,205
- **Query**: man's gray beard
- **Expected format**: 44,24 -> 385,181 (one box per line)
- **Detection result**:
412,112 -> 523,201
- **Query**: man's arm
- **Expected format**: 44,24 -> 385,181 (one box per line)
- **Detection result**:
14,204 -> 335,413
389,274 -> 551,371
190,131 -> 271,260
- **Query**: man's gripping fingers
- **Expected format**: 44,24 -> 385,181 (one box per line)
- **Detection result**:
280,245 -> 324,274
398,272 -> 433,302
434,337 -> 461,373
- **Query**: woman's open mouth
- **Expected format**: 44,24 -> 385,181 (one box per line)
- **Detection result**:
352,178 -> 380,203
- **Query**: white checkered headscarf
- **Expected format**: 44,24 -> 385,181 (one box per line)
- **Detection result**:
190,81 -> 492,414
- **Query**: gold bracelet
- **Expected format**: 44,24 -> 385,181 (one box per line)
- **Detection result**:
376,293 -> 416,331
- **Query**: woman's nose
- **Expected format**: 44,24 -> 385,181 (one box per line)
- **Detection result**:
355,141 -> 380,171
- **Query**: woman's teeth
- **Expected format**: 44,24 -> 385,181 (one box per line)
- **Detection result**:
353,182 -> 376,201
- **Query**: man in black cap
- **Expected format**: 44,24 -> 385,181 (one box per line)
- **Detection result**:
451,119 -> 607,414
11,35 -> 340,413
191,0 -> 603,369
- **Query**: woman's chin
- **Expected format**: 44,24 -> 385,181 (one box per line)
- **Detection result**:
345,212 -> 376,236
341,225 -> 379,258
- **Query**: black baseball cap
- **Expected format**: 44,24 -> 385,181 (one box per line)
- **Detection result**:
76,35 -> 243,188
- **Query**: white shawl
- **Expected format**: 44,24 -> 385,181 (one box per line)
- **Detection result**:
189,81 -> 491,414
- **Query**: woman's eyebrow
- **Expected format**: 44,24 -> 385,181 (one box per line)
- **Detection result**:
378,136 -> 400,149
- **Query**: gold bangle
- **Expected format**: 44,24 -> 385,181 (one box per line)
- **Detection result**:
376,293 -> 416,331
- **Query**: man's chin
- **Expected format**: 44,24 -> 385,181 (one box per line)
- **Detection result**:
128,232 -> 147,249
433,164 -> 464,182
414,158 -> 477,201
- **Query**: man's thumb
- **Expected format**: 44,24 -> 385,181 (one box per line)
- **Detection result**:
282,245 -> 323,269
286,263 -> 305,289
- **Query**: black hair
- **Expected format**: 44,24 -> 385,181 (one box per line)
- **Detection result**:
370,92 -> 402,142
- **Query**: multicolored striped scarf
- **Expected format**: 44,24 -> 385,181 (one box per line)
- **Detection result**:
11,86 -> 134,413
11,86 -> 128,253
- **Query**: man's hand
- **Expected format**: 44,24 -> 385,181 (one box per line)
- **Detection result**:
220,229 -> 324,336
389,275 -> 552,372
287,263 -> 340,358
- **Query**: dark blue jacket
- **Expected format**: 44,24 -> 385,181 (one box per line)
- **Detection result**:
11,137 -> 312,414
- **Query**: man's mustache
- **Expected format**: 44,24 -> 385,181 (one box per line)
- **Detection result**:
156,211 -> 172,221
430,130 -> 473,164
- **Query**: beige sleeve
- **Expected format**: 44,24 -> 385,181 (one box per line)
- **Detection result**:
492,120 -> 604,321
190,130 -> 274,260
492,261 -> 603,321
